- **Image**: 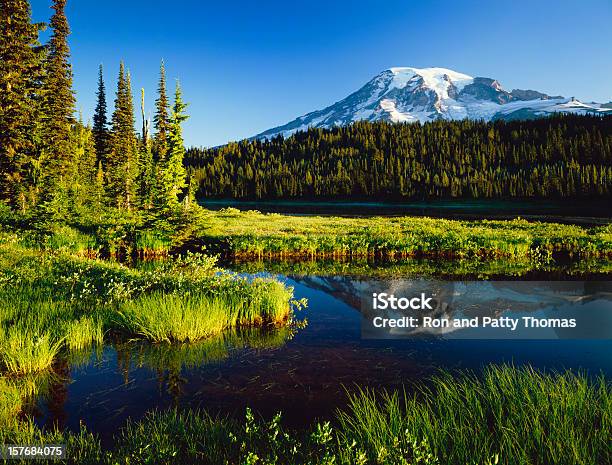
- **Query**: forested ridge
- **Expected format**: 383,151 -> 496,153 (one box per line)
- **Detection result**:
186,115 -> 612,200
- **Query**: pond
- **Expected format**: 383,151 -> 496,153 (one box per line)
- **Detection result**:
27,269 -> 612,446
201,198 -> 612,224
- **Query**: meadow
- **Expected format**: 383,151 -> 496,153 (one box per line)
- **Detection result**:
1,210 -> 611,464
199,208 -> 612,261
1,366 -> 609,465
0,231 -> 297,428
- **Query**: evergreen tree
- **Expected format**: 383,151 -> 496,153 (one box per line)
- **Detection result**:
41,0 -> 76,190
92,160 -> 105,215
68,116 -> 96,210
108,62 -> 138,209
159,80 -> 188,208
0,0 -> 44,209
141,88 -> 149,146
72,118 -> 97,186
138,88 -> 154,208
153,59 -> 169,162
92,64 -> 109,163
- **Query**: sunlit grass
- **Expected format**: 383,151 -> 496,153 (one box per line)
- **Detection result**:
338,365 -> 611,465
116,279 -> 292,343
134,230 -> 172,257
1,366 -> 607,464
117,292 -> 239,343
64,315 -> 104,350
200,208 -> 612,260
0,328 -> 63,375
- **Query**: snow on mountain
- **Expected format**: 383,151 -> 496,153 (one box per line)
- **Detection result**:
255,67 -> 610,139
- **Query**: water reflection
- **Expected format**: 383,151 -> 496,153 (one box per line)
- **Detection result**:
226,257 -> 612,280
302,278 -> 612,339
28,272 -> 612,443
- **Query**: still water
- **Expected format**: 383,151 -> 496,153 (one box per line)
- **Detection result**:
30,272 -> 612,444
202,198 -> 612,224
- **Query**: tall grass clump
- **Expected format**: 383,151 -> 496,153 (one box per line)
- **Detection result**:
0,329 -> 63,375
116,292 -> 236,343
115,277 -> 293,343
135,230 -> 172,257
338,365 -> 611,465
0,284 -> 101,374
64,315 -> 104,350
42,224 -> 96,254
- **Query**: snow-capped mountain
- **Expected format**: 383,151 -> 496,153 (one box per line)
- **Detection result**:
256,67 -> 611,139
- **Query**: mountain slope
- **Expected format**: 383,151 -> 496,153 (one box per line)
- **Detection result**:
256,67 -> 610,139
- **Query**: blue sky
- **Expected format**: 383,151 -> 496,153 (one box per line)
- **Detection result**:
31,0 -> 611,147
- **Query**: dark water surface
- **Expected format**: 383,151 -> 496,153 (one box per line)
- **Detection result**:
30,272 -> 612,445
201,199 -> 612,224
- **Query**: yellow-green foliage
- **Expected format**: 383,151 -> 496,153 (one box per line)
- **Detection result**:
64,316 -> 104,350
201,209 -> 612,259
339,365 -> 611,465
116,278 -> 292,343
0,329 -> 62,375
0,234 -> 296,375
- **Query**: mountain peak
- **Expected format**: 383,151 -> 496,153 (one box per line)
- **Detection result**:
255,67 -> 610,139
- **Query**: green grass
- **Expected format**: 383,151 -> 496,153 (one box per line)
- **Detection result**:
134,230 -> 172,257
115,285 -> 291,343
339,365 -> 611,465
199,208 -> 612,260
64,315 -> 104,350
1,366 -> 608,465
0,330 -> 63,375
0,236 -> 297,375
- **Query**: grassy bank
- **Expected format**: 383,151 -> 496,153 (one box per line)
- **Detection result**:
1,366 -> 609,465
198,208 -> 612,260
0,233 -> 297,377
7,204 -> 611,265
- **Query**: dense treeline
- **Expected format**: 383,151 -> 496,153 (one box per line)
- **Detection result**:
186,115 -> 612,200
0,0 -> 191,225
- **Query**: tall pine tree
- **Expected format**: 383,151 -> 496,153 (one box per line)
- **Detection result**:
92,64 -> 109,164
138,87 -> 154,208
69,116 -> 97,209
41,0 -> 76,190
160,80 -> 188,208
0,0 -> 44,209
153,60 -> 169,163
108,62 -> 138,209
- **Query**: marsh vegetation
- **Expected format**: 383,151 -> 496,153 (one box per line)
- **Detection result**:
2,366 -> 609,465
